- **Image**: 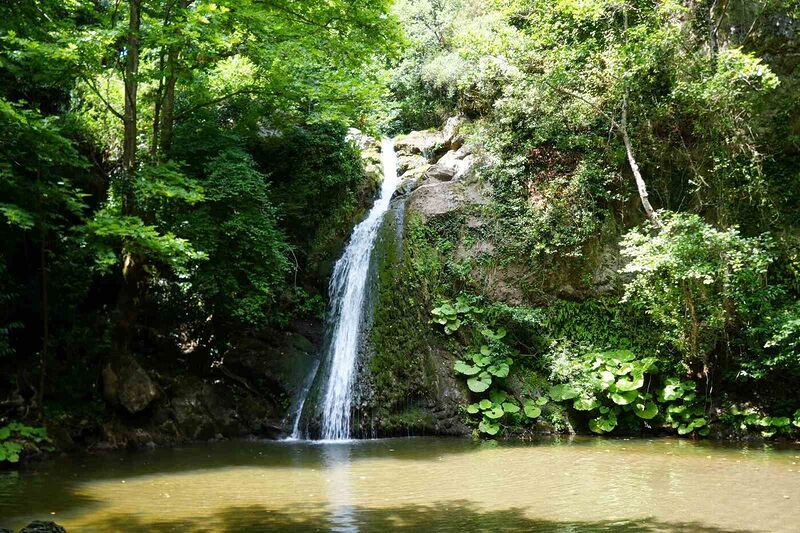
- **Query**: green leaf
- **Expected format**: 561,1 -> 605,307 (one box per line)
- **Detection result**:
481,327 -> 507,341
489,391 -> 508,404
484,406 -> 505,419
609,390 -> 638,405
771,417 -> 791,428
535,396 -> 549,406
573,396 -> 600,411
467,372 -> 492,393
660,383 -> 684,402
454,360 -> 480,376
478,419 -> 500,435
599,371 -> 616,390
612,362 -> 634,376
615,372 -> 645,392
549,384 -> 580,401
523,401 -> 542,419
589,412 -> 617,433
633,401 -> 658,420
466,403 -> 480,414
603,349 -> 635,362
502,402 -> 520,414
487,363 -> 510,378
472,353 -> 492,367
478,399 -> 493,410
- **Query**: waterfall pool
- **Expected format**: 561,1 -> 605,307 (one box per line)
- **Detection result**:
2,436 -> 799,532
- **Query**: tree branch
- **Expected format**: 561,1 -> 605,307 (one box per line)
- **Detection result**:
82,76 -> 124,121
172,88 -> 265,121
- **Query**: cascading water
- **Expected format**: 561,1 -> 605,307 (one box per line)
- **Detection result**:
289,138 -> 399,441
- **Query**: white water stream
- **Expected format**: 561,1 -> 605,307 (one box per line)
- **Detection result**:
290,138 -> 399,440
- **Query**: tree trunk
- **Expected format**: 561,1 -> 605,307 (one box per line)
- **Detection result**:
621,92 -> 660,226
158,0 -> 190,157
159,54 -> 178,156
122,0 -> 141,214
36,188 -> 48,420
621,9 -> 660,227
150,58 -> 164,161
708,0 -> 729,72
113,0 -> 143,360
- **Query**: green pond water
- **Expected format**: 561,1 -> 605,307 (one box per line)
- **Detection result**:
1,436 -> 799,532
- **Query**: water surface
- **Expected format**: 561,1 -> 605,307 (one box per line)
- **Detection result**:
1,437 -> 799,532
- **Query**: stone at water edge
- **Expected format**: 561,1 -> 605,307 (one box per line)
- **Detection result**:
18,521 -> 67,533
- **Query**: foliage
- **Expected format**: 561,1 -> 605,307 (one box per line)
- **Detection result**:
620,211 -> 775,368
0,422 -> 49,463
181,148 -> 290,327
431,295 -> 484,334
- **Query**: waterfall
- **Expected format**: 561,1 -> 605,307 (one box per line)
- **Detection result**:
290,138 -> 399,440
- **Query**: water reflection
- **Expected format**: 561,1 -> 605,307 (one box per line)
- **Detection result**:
322,444 -> 357,532
0,437 -> 798,532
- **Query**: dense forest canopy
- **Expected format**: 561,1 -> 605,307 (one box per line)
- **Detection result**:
1,0 -> 799,460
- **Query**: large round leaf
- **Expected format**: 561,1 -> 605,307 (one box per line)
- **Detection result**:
488,363 -> 510,378
770,417 -> 791,428
484,406 -> 505,419
615,372 -> 644,392
467,372 -> 492,393
489,391 -> 508,404
573,396 -> 600,411
609,390 -> 638,405
633,401 -> 658,420
599,371 -> 616,390
502,402 -> 520,414
523,400 -> 542,419
454,360 -> 480,376
659,383 -> 683,402
549,384 -> 579,401
613,362 -> 634,375
603,349 -> 635,362
478,420 -> 500,435
472,352 -> 493,367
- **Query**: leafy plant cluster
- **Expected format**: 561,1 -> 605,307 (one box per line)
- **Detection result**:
433,296 -> 550,435
722,406 -> 800,438
546,349 -> 710,436
0,422 -> 48,463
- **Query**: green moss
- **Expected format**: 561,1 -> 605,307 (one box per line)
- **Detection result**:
379,407 -> 438,435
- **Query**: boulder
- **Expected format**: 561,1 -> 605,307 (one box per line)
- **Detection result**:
442,116 -> 466,150
424,164 -> 457,182
18,522 -> 67,533
393,165 -> 430,199
102,356 -> 158,414
397,154 -> 428,174
407,181 -> 463,220
431,148 -> 475,182
394,130 -> 446,161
